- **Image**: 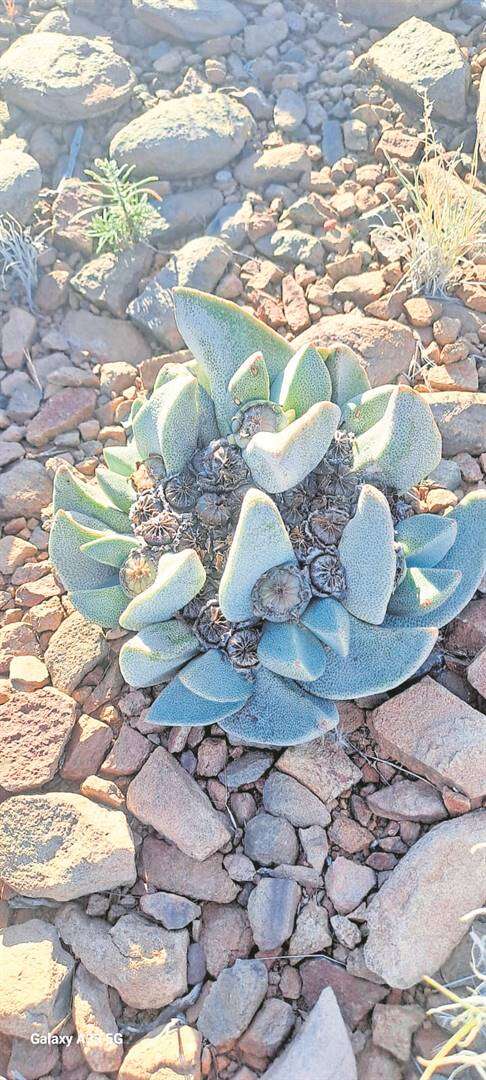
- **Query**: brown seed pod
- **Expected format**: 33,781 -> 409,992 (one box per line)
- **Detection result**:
308,550 -> 347,600
194,599 -> 233,648
251,562 -> 312,622
307,505 -> 349,547
226,627 -> 261,669
119,550 -> 158,597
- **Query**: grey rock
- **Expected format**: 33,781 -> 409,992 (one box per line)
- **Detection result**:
338,0 -> 455,26
261,987 -> 357,1079
244,812 -> 299,866
127,746 -> 231,860
365,811 -> 486,988
263,771 -> 331,828
0,919 -> 74,1040
0,147 -> 41,224
255,229 -> 324,268
239,998 -> 295,1060
223,750 -> 274,789
234,86 -> 273,120
152,187 -> 223,242
140,891 -> 201,929
274,88 -> 306,131
321,120 -> 344,166
0,33 -> 135,120
142,837 -> 239,902
207,198 -> 253,248
132,0 -> 246,40
0,793 -> 136,900
427,458 -> 462,490
424,392 -> 486,455
0,458 -> 52,520
366,17 -> 470,122
44,610 -> 108,693
289,898 -> 332,958
71,243 -> 153,318
111,92 -> 254,178
57,905 -> 188,1009
277,737 -> 362,803
197,959 -> 268,1046
234,142 -> 310,187
247,877 -> 301,949
479,67 -> 486,162
244,16 -> 288,58
61,308 -> 150,365
325,856 -> 376,914
367,780 -> 447,823
128,235 -> 231,349
199,901 -> 253,977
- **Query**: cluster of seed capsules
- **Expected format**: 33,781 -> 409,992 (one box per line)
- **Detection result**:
124,431 -> 413,673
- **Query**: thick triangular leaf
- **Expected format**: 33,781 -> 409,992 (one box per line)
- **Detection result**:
220,667 -> 338,746
103,441 -> 139,476
338,485 -> 396,625
228,352 -> 270,407
307,616 -> 438,700
352,386 -> 441,492
387,567 -> 462,617
179,649 -> 252,702
300,598 -> 350,656
275,344 -> 332,418
146,671 -> 245,726
120,549 -> 206,630
80,533 -> 138,568
395,513 -> 457,568
173,287 -> 293,432
219,488 -> 295,622
96,467 -> 135,513
49,510 -> 116,590
386,491 -> 486,630
243,401 -> 340,493
69,584 -> 127,628
341,386 -> 394,435
133,375 -> 199,473
119,621 -> 200,688
258,621 -> 327,681
53,463 -> 132,534
324,343 -> 371,407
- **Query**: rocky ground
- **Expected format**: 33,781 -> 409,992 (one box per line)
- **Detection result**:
0,0 -> 485,1077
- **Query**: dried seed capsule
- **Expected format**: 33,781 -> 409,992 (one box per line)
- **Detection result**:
195,492 -> 231,528
307,505 -> 349,547
324,430 -> 355,468
194,599 -> 232,648
309,550 -> 347,600
137,509 -> 180,547
231,401 -> 288,448
164,469 -> 198,512
251,562 -> 312,622
119,550 -> 158,597
129,491 -> 163,528
226,627 -> 261,669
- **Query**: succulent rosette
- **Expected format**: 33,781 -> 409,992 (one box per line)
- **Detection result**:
49,288 -> 486,746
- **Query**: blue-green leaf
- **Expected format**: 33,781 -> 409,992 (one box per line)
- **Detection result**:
341,386 -> 394,435
49,510 -> 116,590
258,622 -> 327,681
53,463 -> 132,534
220,667 -> 338,746
96,467 -> 135,513
103,441 -> 139,476
179,649 -> 252,702
387,567 -> 462,617
219,489 -> 295,622
338,485 -> 396,625
120,550 -> 206,630
69,584 -> 127,628
300,598 -> 350,656
119,621 -> 200,688
324,344 -> 371,408
395,514 -> 458,568
80,533 -> 138,568
275,344 -> 332,418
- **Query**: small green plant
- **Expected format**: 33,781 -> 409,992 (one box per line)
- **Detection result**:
81,158 -> 161,254
377,99 -> 486,296
0,214 -> 39,310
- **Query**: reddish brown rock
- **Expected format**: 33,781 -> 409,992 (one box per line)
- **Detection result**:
99,724 -> 151,777
467,647 -> 486,696
448,598 -> 486,655
142,837 -> 238,903
118,1023 -> 201,1080
26,388 -> 97,447
282,274 -> 311,333
366,780 -> 447,823
61,713 -> 113,782
200,902 -> 253,977
325,856 -> 376,914
293,312 -> 415,387
0,687 -> 76,792
301,957 -> 387,1028
0,622 -> 41,674
277,737 -> 361,803
369,676 -> 486,801
333,270 -> 386,306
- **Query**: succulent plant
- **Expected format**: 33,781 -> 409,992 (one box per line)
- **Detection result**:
49,288 -> 486,746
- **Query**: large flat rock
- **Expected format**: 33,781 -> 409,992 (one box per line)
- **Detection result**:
423,392 -> 486,455
369,676 -> 486,801
262,987 -> 357,1079
127,746 -> 231,860
61,309 -> 150,366
0,147 -> 41,224
293,311 -> 415,387
110,92 -> 254,178
0,687 -> 76,793
0,458 -> 52,520
56,905 -> 188,1009
0,33 -> 135,120
0,919 -> 74,1040
0,793 -> 136,900
366,18 -> 469,122
133,0 -> 245,40
338,0 -> 455,27
365,811 -> 486,987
